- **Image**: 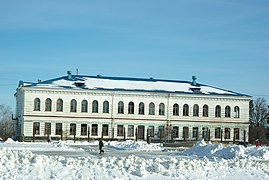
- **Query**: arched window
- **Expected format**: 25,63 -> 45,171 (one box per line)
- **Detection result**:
56,99 -> 63,112
92,100 -> 98,113
138,102 -> 145,115
45,98 -> 52,111
103,101 -> 109,113
70,99 -> 77,112
183,104 -> 189,116
128,102 -> 134,114
118,101 -> 124,114
225,106 -> 231,118
234,106 -> 240,118
173,103 -> 179,116
81,100 -> 88,112
149,102 -> 155,115
203,105 -> 208,117
215,105 -> 221,117
34,98 -> 41,111
193,104 -> 199,116
159,103 -> 165,115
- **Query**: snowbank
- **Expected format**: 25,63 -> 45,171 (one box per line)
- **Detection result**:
107,140 -> 162,151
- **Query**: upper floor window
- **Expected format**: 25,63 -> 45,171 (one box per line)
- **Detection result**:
103,101 -> 109,113
81,100 -> 88,113
215,105 -> 221,117
45,98 -> 52,111
203,104 -> 208,117
92,100 -> 98,113
128,102 -> 134,114
193,104 -> 199,117
159,103 -> 165,115
149,102 -> 155,115
138,102 -> 145,115
70,99 -> 77,112
34,98 -> 41,111
56,98 -> 63,112
183,104 -> 189,116
173,103 -> 179,116
118,101 -> 124,114
225,106 -> 231,118
234,106 -> 240,118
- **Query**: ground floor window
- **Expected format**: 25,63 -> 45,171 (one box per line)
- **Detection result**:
215,127 -> 221,139
225,128 -> 230,139
183,127 -> 189,140
102,124 -> 109,136
192,127 -> 198,139
173,126 -> 179,138
33,122 -> 40,135
158,126 -> 164,138
91,124 -> 98,136
128,125 -> 134,137
234,128 -> 239,140
202,127 -> 209,140
117,125 -> 124,136
81,124 -> 87,136
148,126 -> 154,137
55,123 -> 62,135
45,123 -> 51,135
70,123 -> 76,135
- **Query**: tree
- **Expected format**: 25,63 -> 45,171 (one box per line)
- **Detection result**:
0,104 -> 15,140
250,97 -> 269,127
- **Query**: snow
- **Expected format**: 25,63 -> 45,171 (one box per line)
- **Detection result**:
1,139 -> 269,180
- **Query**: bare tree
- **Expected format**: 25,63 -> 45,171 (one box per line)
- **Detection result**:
0,104 -> 15,140
250,97 -> 269,127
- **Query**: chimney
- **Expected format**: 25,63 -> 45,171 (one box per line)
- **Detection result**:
67,71 -> 72,80
191,76 -> 197,86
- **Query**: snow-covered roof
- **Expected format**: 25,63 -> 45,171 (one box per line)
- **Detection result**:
19,74 -> 250,97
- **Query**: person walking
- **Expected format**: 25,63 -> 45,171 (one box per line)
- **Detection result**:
99,138 -> 104,154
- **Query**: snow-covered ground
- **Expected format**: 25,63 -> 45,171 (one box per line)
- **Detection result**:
1,139 -> 269,180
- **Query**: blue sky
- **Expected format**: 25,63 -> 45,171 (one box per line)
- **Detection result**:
0,0 -> 269,109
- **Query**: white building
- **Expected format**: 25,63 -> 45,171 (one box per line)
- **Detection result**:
15,72 -> 251,143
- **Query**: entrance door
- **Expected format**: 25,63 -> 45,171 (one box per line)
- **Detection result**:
138,125 -> 145,140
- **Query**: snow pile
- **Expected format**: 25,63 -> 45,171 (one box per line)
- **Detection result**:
107,140 -> 162,151
179,139 -> 269,160
4,138 -> 16,144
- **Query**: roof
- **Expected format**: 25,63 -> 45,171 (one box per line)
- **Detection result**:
19,74 -> 250,97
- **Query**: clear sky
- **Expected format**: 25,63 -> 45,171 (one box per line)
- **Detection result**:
0,0 -> 269,109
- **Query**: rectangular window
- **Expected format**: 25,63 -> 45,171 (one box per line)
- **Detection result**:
234,128 -> 239,140
45,123 -> 51,135
158,126 -> 164,138
225,128 -> 230,139
55,123 -> 62,135
117,125 -> 124,136
128,125 -> 134,137
91,124 -> 98,136
202,127 -> 209,139
81,124 -> 87,136
173,126 -> 179,138
70,123 -> 76,135
183,127 -> 189,139
192,127 -> 198,138
33,122 -> 40,135
102,124 -> 109,136
215,127 -> 221,139
148,126 -> 155,137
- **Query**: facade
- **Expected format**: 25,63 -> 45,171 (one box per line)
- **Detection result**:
15,72 -> 252,143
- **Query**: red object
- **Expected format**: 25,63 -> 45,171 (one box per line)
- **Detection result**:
255,141 -> 261,147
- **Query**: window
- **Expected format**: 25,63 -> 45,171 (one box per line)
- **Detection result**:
148,126 -> 154,137
45,98 -> 52,111
183,104 -> 189,116
70,123 -> 76,135
225,106 -> 231,118
215,127 -> 221,139
158,126 -> 164,138
70,99 -> 77,112
173,126 -> 179,138
193,104 -> 199,116
234,128 -> 239,140
117,125 -> 124,136
225,128 -> 230,139
81,100 -> 88,113
234,106 -> 240,118
202,127 -> 209,139
34,98 -> 40,111
149,103 -> 155,115
103,101 -> 109,113
128,102 -> 134,114
183,127 -> 189,139
203,105 -> 209,117
193,127 -> 199,139
138,102 -> 145,115
128,125 -> 134,137
118,101 -> 124,114
215,105 -> 221,117
92,100 -> 99,113
91,124 -> 98,136
55,123 -> 62,135
159,103 -> 165,115
45,123 -> 51,135
56,99 -> 63,112
33,122 -> 40,135
173,103 -> 179,116
102,124 -> 109,136
81,124 -> 87,136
